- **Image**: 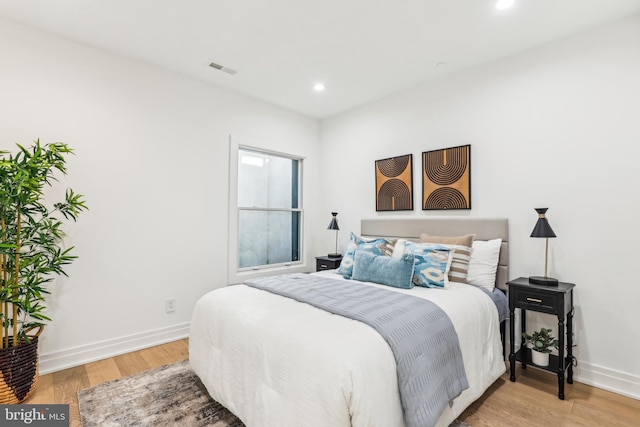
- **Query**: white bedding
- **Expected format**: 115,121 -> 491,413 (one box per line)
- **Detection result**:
189,270 -> 506,427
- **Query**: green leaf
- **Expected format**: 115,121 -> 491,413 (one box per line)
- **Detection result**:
0,140 -> 87,344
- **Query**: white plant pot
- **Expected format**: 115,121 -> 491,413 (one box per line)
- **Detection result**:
531,349 -> 550,367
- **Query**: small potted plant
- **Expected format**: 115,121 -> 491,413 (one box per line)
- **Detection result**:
522,327 -> 559,367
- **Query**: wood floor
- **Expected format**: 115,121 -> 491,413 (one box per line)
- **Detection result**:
26,338 -> 190,427
26,339 -> 639,427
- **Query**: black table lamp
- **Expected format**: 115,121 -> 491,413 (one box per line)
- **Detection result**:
327,212 -> 341,258
529,208 -> 558,286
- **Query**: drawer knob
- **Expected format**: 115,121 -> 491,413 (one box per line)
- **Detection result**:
527,297 -> 543,303
320,264 -> 328,268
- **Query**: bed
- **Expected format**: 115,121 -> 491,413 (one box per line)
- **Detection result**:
189,217 -> 509,427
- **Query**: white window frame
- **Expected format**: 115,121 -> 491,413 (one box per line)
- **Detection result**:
228,135 -> 307,284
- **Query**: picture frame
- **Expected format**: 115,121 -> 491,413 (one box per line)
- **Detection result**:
422,145 -> 471,210
375,154 -> 413,211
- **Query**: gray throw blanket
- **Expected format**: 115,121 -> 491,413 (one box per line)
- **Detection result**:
244,273 -> 469,427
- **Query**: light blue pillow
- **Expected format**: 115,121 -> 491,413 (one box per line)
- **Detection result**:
337,232 -> 391,279
352,250 -> 415,289
403,242 -> 452,288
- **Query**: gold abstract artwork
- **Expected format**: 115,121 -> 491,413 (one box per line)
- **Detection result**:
422,145 -> 471,210
375,154 -> 413,211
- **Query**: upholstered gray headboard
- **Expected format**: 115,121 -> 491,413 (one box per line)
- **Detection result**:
361,218 -> 509,291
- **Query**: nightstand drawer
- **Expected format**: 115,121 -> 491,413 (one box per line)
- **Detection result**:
513,288 -> 558,313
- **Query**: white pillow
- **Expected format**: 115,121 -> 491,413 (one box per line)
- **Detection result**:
466,239 -> 502,290
391,239 -> 407,258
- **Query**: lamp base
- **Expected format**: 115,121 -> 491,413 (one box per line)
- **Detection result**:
327,253 -> 342,258
528,276 -> 559,286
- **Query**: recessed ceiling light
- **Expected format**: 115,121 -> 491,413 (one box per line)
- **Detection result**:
495,0 -> 514,10
209,61 -> 237,75
313,83 -> 325,92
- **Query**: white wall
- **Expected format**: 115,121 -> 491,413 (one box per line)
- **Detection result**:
320,14 -> 640,398
0,18 -> 321,372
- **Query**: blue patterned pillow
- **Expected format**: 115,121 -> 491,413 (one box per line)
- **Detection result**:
403,242 -> 452,288
337,232 -> 390,279
352,250 -> 415,289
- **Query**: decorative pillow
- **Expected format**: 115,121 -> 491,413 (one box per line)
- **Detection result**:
337,232 -> 391,279
467,239 -> 502,290
381,238 -> 397,257
403,241 -> 452,288
420,234 -> 474,284
352,250 -> 415,289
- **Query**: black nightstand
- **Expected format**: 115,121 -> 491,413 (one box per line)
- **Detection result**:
507,277 -> 575,400
315,256 -> 342,272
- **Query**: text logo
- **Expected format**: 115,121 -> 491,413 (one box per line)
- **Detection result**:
0,405 -> 69,426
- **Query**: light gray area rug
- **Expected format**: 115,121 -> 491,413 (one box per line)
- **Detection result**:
77,359 -> 470,427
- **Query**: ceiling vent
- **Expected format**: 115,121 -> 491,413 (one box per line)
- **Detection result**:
209,62 -> 237,75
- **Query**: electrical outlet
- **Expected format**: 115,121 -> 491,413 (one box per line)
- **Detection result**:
165,298 -> 176,313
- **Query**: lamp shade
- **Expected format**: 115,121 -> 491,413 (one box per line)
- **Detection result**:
327,212 -> 339,230
530,208 -> 556,238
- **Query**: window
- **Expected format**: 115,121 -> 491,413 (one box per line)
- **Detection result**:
228,137 -> 304,283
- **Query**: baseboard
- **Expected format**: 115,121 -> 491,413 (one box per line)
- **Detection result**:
574,361 -> 640,400
39,322 -> 191,375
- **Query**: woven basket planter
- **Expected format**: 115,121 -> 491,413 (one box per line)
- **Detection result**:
0,329 -> 41,404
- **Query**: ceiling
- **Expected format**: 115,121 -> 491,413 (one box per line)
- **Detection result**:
1,1 -> 640,119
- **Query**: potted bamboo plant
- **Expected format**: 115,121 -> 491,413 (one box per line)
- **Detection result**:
0,140 -> 87,403
523,327 -> 559,367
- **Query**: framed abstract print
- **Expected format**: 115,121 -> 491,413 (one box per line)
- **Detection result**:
422,145 -> 471,210
375,154 -> 413,211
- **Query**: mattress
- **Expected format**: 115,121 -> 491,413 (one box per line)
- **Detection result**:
189,270 -> 506,427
